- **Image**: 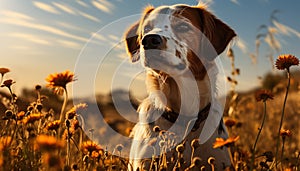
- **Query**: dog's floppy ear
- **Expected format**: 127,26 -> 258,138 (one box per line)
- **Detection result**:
197,6 -> 236,56
124,6 -> 154,62
124,22 -> 140,62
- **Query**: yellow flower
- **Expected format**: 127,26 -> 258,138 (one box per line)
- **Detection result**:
0,136 -> 12,150
66,103 -> 87,119
23,113 -> 43,124
213,136 -> 239,148
275,54 -> 299,70
224,118 -> 237,128
0,68 -> 10,76
45,120 -> 61,131
45,70 -> 76,94
35,135 -> 64,151
42,153 -> 63,169
280,129 -> 292,138
255,89 -> 274,102
1,79 -> 15,88
81,141 -> 102,154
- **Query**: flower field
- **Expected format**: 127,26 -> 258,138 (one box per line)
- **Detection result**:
0,54 -> 299,171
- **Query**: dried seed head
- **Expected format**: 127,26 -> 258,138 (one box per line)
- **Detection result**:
176,144 -> 185,153
191,139 -> 200,149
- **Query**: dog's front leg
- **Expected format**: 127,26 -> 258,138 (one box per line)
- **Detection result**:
146,72 -> 169,111
129,99 -> 160,170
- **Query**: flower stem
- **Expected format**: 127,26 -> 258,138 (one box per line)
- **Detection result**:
280,137 -> 285,169
59,88 -> 68,123
275,70 -> 290,167
58,88 -> 68,139
250,101 -> 267,171
66,126 -> 70,166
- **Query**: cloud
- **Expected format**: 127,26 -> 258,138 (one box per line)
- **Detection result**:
78,11 -> 101,23
91,32 -> 106,41
108,34 -> 119,41
230,0 -> 239,5
57,40 -> 81,49
33,1 -> 60,14
56,22 -> 86,32
92,0 -> 113,14
52,2 -> 76,15
0,17 -> 88,42
0,10 -> 34,21
77,1 -> 89,8
9,33 -> 51,45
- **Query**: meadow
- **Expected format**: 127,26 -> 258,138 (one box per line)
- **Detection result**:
0,54 -> 299,171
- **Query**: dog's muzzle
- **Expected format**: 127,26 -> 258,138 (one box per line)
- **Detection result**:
142,34 -> 164,50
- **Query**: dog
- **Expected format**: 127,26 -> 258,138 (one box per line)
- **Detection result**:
124,3 -> 236,171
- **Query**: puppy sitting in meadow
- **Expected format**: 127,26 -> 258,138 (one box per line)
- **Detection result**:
124,3 -> 236,170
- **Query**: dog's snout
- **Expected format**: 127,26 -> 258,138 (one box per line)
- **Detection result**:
142,34 -> 163,50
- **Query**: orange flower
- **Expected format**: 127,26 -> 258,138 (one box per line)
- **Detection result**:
81,141 -> 102,154
280,129 -> 292,138
46,70 -> 76,94
0,68 -> 10,76
213,136 -> 239,148
66,103 -> 87,119
0,136 -> 12,150
224,118 -> 237,128
23,113 -> 43,124
1,79 -> 15,88
45,120 -> 61,131
275,54 -> 299,70
35,135 -> 64,151
255,89 -> 274,102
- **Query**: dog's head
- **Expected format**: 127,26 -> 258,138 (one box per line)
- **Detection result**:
125,4 -> 236,80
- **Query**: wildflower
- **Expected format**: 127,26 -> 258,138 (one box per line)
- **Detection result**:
35,135 -> 64,151
17,111 -> 25,120
275,54 -> 299,71
42,153 -> 63,169
45,120 -> 61,131
255,89 -> 274,102
0,136 -> 12,150
224,118 -> 237,128
0,67 -> 10,76
191,139 -> 200,149
35,84 -> 42,91
81,141 -> 102,154
176,144 -> 185,153
213,136 -> 239,148
192,157 -> 202,167
115,144 -> 124,152
23,113 -> 43,124
62,127 -> 75,140
66,103 -> 87,119
148,138 -> 157,147
71,119 -> 80,130
46,70 -> 76,95
208,157 -> 215,165
1,79 -> 15,88
90,150 -> 100,159
153,125 -> 161,132
280,129 -> 292,138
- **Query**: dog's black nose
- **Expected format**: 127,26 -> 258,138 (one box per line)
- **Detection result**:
142,34 -> 163,50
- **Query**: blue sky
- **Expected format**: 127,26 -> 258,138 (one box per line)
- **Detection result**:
0,0 -> 300,98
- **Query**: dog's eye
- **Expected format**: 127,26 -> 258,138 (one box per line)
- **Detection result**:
143,25 -> 152,33
174,22 -> 191,33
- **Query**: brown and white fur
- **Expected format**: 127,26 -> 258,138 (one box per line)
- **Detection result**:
124,3 -> 236,171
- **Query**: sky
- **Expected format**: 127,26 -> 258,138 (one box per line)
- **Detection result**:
0,0 -> 300,98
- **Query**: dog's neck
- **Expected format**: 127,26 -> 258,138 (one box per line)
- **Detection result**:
153,70 -> 212,116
